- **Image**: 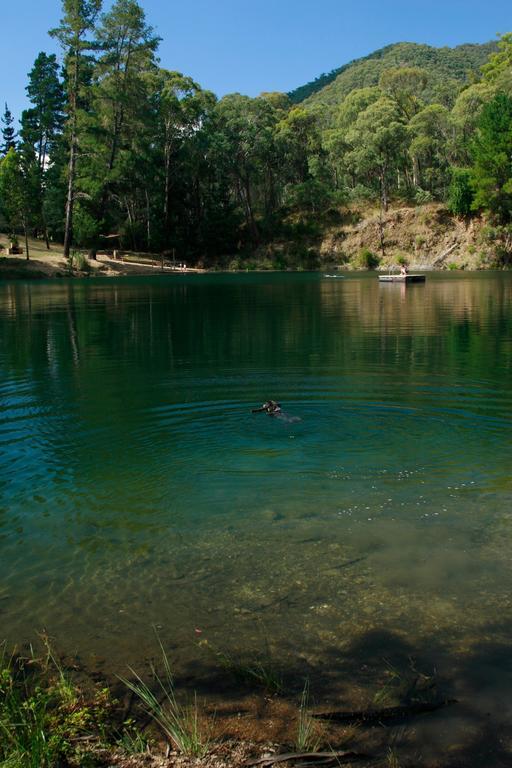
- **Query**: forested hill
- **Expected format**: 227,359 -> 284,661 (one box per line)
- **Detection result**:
1,0 -> 512,272
289,41 -> 497,107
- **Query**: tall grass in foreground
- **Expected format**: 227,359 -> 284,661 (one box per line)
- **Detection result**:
119,637 -> 211,757
295,679 -> 321,752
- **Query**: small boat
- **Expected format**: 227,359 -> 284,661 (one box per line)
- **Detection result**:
323,274 -> 344,278
378,274 -> 425,283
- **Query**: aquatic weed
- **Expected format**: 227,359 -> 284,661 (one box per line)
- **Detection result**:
212,645 -> 283,695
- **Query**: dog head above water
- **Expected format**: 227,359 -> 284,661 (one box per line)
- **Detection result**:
252,400 -> 282,415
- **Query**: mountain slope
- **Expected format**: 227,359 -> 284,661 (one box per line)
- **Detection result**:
288,41 -> 497,109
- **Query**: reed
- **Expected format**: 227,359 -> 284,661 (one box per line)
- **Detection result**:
295,679 -> 321,752
119,636 -> 212,758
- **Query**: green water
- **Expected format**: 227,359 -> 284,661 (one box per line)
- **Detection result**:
1,272 -> 512,751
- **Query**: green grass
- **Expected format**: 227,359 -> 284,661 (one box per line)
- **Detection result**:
0,640 -> 116,768
119,636 -> 212,758
117,720 -> 151,755
295,679 -> 321,752
0,647 -> 53,768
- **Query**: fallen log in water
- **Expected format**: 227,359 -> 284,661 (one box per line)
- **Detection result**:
313,698 -> 457,726
433,243 -> 457,266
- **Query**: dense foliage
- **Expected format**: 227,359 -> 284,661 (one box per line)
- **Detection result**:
290,41 -> 497,109
0,4 -> 511,265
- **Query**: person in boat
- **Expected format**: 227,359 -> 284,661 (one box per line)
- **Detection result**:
400,263 -> 409,275
252,400 -> 282,416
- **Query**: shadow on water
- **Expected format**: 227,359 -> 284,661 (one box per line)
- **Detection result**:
161,620 -> 512,767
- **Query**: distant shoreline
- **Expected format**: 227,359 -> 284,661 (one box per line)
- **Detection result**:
1,202 -> 509,279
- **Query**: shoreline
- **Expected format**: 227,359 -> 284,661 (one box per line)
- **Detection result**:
0,251 -> 496,282
0,634 -> 464,768
1,202 -> 508,280
0,252 -> 207,280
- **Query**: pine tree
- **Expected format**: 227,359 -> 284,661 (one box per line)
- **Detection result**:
23,52 -> 65,173
19,52 -> 66,247
1,103 -> 17,155
80,0 -> 159,255
50,0 -> 102,257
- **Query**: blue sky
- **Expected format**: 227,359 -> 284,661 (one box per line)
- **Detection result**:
2,0 -> 511,122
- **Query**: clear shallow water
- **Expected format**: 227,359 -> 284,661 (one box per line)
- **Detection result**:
2,272 -> 512,749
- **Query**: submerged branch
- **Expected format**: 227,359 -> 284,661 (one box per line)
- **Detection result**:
245,751 -> 370,767
313,699 -> 457,726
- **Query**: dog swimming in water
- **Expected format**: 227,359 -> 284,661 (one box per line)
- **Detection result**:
251,400 -> 301,423
252,399 -> 282,416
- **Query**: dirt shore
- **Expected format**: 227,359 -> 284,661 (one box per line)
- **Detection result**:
319,202 -> 491,270
0,235 -> 204,278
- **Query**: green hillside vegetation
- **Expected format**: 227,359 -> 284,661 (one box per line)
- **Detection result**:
289,41 -> 497,109
1,1 -> 512,271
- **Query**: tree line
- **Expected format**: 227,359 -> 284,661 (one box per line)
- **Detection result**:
0,0 -> 511,265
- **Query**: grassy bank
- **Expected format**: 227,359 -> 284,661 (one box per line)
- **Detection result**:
0,638 -> 340,768
0,633 -> 464,768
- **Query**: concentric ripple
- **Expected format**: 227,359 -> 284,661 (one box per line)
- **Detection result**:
1,272 -> 512,691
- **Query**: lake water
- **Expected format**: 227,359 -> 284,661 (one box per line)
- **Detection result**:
1,272 -> 512,759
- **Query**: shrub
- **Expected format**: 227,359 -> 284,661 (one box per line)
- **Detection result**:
357,248 -> 380,270
447,168 -> 474,216
65,250 -> 91,275
479,224 -> 512,267
415,188 -> 433,205
476,251 -> 489,269
0,641 -> 116,767
73,251 -> 91,273
348,184 -> 377,202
